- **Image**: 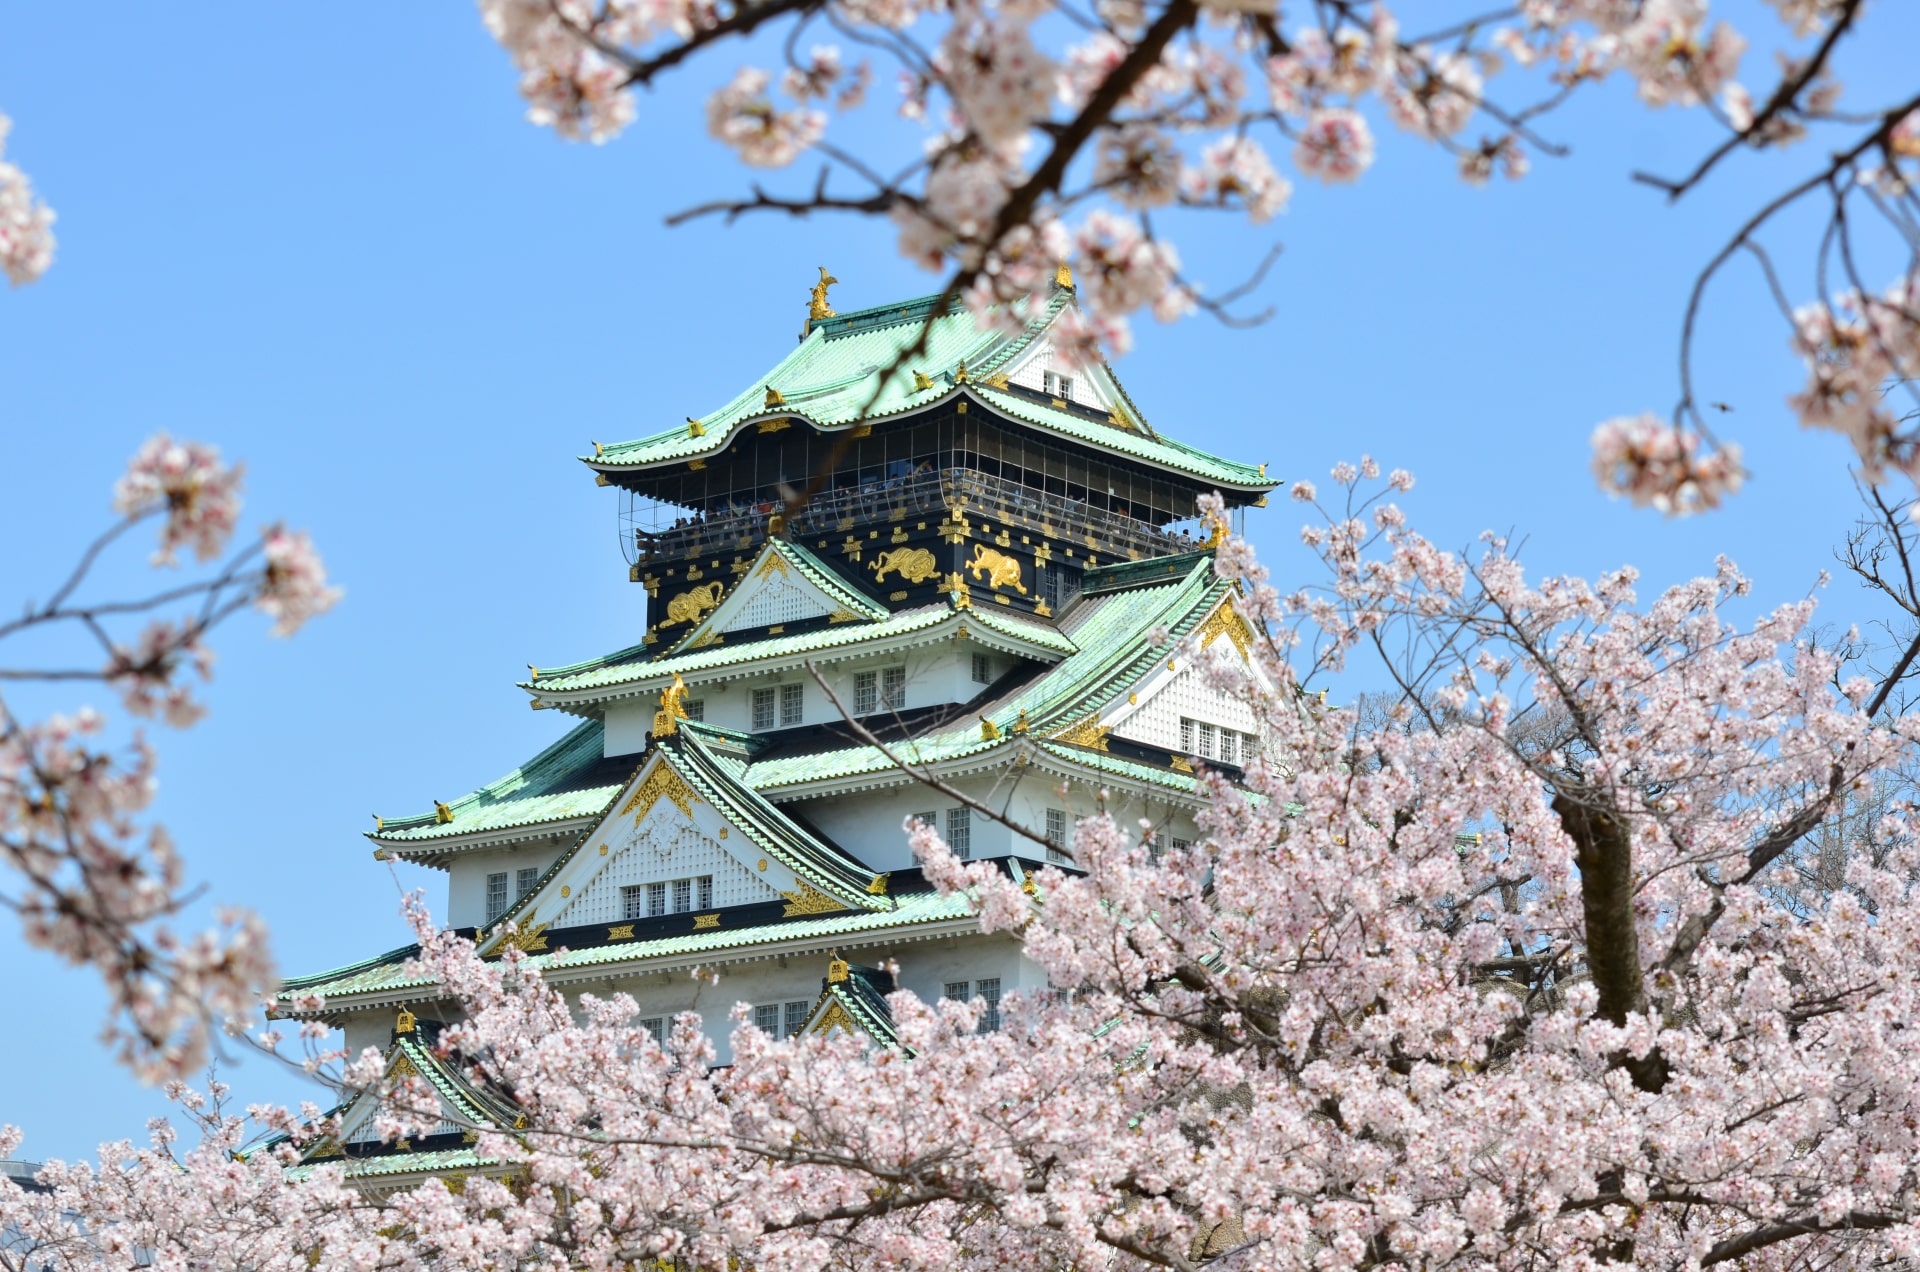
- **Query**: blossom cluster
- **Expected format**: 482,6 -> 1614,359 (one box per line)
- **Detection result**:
12,468 -> 1920,1268
0,113 -> 55,287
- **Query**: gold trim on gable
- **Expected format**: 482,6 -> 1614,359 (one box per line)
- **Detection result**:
1197,602 -> 1254,657
813,1000 -> 858,1036
780,879 -> 849,917
621,764 -> 696,823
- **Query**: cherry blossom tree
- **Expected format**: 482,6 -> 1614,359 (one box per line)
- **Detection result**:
1,436 -> 341,1083
476,0 -> 1920,513
13,465 -> 1920,1268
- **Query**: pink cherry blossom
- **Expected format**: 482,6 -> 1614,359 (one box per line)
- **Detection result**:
0,113 -> 56,286
706,68 -> 825,168
1293,107 -> 1375,183
113,433 -> 245,566
256,524 -> 344,637
1590,412 -> 1746,514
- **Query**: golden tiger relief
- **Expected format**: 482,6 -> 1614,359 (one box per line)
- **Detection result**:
966,545 -> 1026,594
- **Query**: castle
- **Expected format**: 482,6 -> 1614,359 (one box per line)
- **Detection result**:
274,271 -> 1275,1186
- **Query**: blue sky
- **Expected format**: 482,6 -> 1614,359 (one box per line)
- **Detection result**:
1,5 -> 1913,1156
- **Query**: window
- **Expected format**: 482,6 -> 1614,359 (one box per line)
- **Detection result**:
1180,718 -> 1195,752
881,665 -> 906,711
947,806 -> 972,859
752,687 -> 777,731
913,810 -> 936,834
754,1003 -> 781,1034
696,875 -> 713,910
1045,370 -> 1074,401
647,881 -> 667,917
784,1000 -> 809,1037
516,866 -> 539,899
977,978 -> 1002,1032
684,698 -> 705,722
943,980 -> 971,1002
672,878 -> 692,913
641,1017 -> 666,1046
1197,722 -> 1217,761
1171,837 -> 1191,851
1218,729 -> 1237,766
1040,565 -> 1063,611
621,885 -> 646,921
780,682 -> 804,725
485,872 -> 509,923
1045,807 -> 1071,865
854,670 -> 878,715
971,652 -> 993,685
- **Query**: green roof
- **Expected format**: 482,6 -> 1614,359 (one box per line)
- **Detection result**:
276,886 -> 979,1007
526,600 -> 1074,702
743,556 -> 1229,791
587,288 -> 1268,490
371,719 -> 631,848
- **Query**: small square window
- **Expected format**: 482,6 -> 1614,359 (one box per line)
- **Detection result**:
516,866 -> 539,899
854,670 -> 878,715
752,687 -> 777,731
684,698 -> 705,722
943,980 -> 970,1002
672,878 -> 692,913
753,1004 -> 780,1034
485,872 -> 509,923
947,806 -> 971,859
913,810 -> 936,833
647,882 -> 667,917
780,682 -> 804,725
1171,837 -> 1191,852
621,885 -> 646,921
784,1000 -> 809,1037
971,653 -> 992,685
641,1017 -> 666,1046
696,875 -> 713,910
977,978 -> 1002,1032
881,665 -> 906,711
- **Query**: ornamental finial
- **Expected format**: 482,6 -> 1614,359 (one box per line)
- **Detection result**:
434,800 -> 454,825
652,673 -> 691,738
1056,262 -> 1073,289
808,267 -> 839,322
395,1008 -> 416,1034
828,951 -> 850,983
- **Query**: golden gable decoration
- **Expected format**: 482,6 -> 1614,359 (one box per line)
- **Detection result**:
622,762 -> 696,822
780,879 -> 849,917
1197,602 -> 1254,657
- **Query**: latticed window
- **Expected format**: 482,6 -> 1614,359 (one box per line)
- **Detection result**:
943,981 -> 970,1002
684,698 -> 705,722
754,1004 -> 781,1034
881,665 -> 906,711
1197,722 -> 1217,760
696,875 -> 713,910
854,670 -> 878,715
672,878 -> 692,913
485,872 -> 509,923
784,1000 -> 809,1037
1218,729 -> 1237,766
971,653 -> 992,684
515,866 -> 539,899
1180,717 -> 1195,752
621,885 -> 646,921
1046,807 -> 1071,865
647,882 -> 667,917
947,806 -> 971,859
977,978 -> 1002,1032
641,1017 -> 666,1046
780,682 -> 804,725
752,687 -> 776,731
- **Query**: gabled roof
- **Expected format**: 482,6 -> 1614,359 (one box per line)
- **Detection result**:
475,724 -> 886,954
524,600 -> 1075,709
660,537 -> 890,657
370,720 -> 632,859
803,962 -> 901,1049
585,287 -> 1269,491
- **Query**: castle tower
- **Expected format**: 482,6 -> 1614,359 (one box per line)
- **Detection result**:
272,275 -> 1277,1188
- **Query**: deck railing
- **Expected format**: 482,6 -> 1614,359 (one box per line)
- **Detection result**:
635,468 -> 1197,565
